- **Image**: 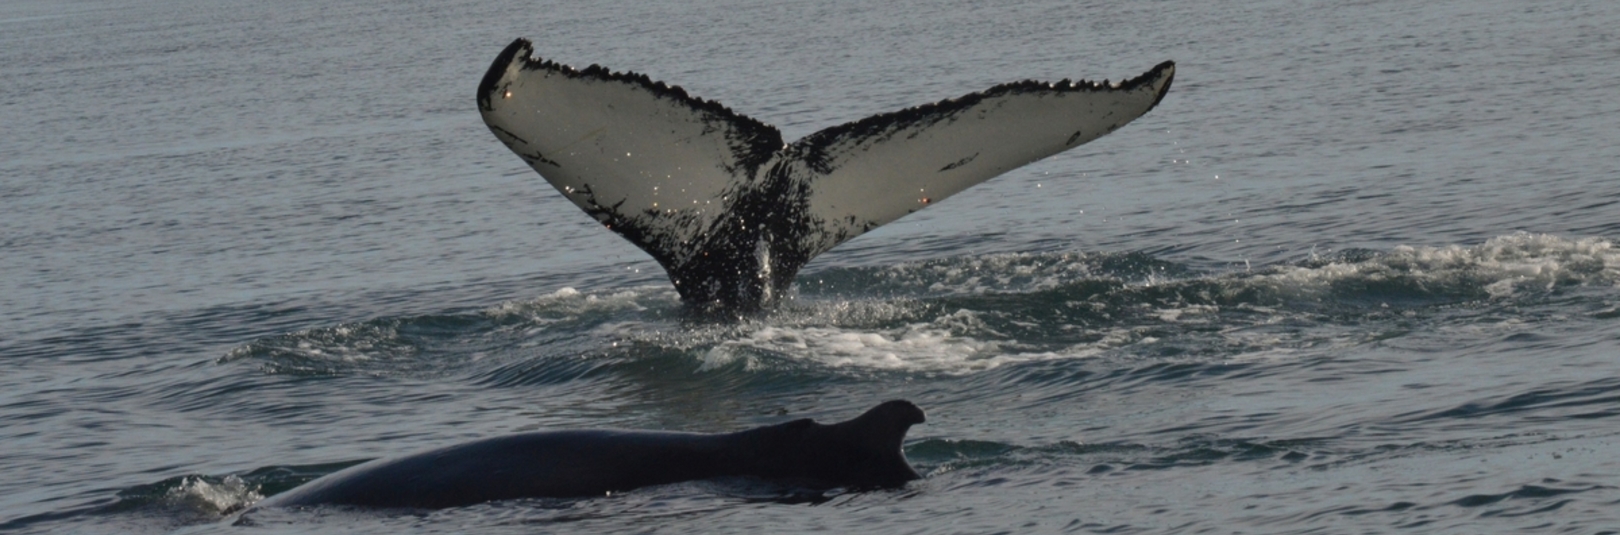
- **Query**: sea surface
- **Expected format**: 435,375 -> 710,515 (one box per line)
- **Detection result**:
3,0 -> 1619,533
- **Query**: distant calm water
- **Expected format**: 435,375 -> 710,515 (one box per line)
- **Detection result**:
3,0 -> 1618,533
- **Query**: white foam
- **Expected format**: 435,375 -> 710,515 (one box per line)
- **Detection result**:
1157,305 -> 1217,323
483,285 -> 675,321
877,252 -> 1106,295
698,310 -> 1083,374
239,234 -> 1613,376
737,234 -> 1616,374
168,474 -> 261,513
273,322 -> 403,363
713,325 -> 989,370
1260,233 -> 1617,298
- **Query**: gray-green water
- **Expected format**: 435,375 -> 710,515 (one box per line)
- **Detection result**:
3,0 -> 1619,533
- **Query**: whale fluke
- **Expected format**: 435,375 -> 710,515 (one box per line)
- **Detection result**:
478,38 -> 1174,311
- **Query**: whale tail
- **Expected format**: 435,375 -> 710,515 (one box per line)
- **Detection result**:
479,38 -> 1174,311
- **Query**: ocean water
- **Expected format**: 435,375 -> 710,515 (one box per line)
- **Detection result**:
3,0 -> 1619,533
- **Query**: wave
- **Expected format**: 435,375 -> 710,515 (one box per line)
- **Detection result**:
220,233 -> 1617,378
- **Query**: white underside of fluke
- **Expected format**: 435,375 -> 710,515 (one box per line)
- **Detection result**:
477,38 -> 1174,309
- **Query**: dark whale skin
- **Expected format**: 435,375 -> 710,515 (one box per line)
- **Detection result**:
253,400 -> 926,510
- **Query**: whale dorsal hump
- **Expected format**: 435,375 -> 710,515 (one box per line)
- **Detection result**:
848,399 -> 928,452
809,399 -> 928,487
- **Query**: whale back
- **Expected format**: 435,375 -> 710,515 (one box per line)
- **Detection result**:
247,401 -> 929,513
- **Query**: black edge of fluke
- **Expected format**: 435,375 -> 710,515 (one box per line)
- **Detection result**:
793,59 -> 1177,155
477,38 -> 780,140
1143,60 -> 1175,110
477,38 -> 530,112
